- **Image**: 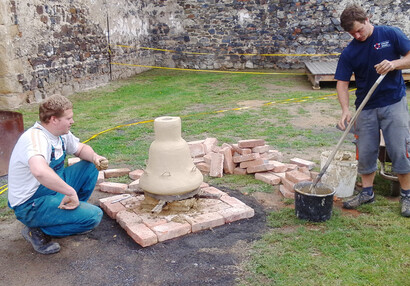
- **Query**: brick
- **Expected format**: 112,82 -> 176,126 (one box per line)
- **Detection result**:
203,137 -> 218,154
184,212 -> 225,233
68,157 -> 81,166
141,216 -> 168,228
203,153 -> 212,165
233,152 -> 260,163
270,171 -> 286,180
104,168 -> 131,178
209,152 -> 224,177
233,167 -> 247,175
116,210 -> 143,229
239,158 -> 264,169
211,145 -> 221,153
252,145 -> 270,153
196,162 -> 210,173
221,143 -> 233,151
97,171 -> 104,184
290,158 -> 316,170
238,139 -> 265,148
99,182 -> 128,194
126,223 -> 158,247
285,164 -> 298,171
298,166 -> 311,177
218,206 -> 255,223
285,169 -> 312,183
188,142 -> 206,158
129,169 -> 144,180
260,149 -> 283,161
269,160 -> 288,173
255,172 -> 281,185
200,182 -> 210,188
220,195 -> 247,208
279,185 -> 295,199
100,200 -> 126,219
282,177 -> 296,191
220,146 -> 235,174
193,157 -> 205,164
151,221 -> 191,242
128,179 -> 140,191
99,194 -> 129,204
247,163 -> 275,173
200,186 -> 225,196
231,144 -> 251,155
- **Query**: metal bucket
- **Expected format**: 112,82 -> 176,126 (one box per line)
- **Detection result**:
294,181 -> 335,222
0,111 -> 24,176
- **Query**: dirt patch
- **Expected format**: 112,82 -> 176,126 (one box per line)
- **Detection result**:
286,102 -> 340,129
251,191 -> 286,211
237,100 -> 266,108
0,186 -> 267,286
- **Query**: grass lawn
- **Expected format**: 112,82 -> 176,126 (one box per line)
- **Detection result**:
1,69 -> 409,285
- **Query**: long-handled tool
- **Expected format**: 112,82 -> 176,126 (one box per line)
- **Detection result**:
310,74 -> 386,192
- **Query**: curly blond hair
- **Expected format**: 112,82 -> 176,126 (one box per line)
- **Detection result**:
39,94 -> 73,123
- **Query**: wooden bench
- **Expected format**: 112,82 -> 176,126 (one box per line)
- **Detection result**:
304,61 -> 410,89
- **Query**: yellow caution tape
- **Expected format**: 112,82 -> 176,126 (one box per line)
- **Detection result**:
0,185 -> 7,195
111,62 -> 306,75
114,44 -> 340,57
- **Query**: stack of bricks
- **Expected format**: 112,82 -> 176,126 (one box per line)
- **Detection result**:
68,137 -> 317,199
188,138 -> 317,199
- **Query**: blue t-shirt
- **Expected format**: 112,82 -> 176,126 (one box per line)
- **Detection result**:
335,26 -> 410,109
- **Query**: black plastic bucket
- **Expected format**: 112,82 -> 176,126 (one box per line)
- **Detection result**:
294,181 -> 335,222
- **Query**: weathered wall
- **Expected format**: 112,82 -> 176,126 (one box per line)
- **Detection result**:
1,0 -> 409,109
154,0 -> 410,70
0,0 -> 157,108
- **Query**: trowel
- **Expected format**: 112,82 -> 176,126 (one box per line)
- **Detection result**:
310,73 -> 386,192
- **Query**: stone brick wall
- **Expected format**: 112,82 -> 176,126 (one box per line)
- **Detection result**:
1,0 -> 409,108
157,0 -> 409,70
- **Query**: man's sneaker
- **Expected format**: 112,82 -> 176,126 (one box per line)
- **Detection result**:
21,226 -> 60,255
400,195 -> 410,217
343,191 -> 375,209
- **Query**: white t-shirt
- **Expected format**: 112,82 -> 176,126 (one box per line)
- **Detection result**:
8,122 -> 79,207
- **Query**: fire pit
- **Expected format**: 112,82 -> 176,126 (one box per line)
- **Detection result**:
99,116 -> 255,247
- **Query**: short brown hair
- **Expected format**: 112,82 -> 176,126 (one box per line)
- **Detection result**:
39,94 -> 73,123
340,4 -> 368,32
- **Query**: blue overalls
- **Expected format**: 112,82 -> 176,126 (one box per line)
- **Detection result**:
13,137 -> 103,237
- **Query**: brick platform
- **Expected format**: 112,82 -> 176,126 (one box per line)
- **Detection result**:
99,186 -> 254,247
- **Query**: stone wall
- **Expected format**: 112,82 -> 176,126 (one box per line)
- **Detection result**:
1,0 -> 409,108
155,0 -> 409,70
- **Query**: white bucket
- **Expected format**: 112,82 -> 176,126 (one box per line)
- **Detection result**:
320,151 -> 358,198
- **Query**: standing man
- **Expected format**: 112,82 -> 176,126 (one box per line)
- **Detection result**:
8,94 -> 109,254
335,4 -> 410,217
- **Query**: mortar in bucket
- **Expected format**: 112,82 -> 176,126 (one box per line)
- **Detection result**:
320,150 -> 357,198
294,181 -> 335,222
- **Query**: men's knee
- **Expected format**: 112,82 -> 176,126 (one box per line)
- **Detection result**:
87,205 -> 103,228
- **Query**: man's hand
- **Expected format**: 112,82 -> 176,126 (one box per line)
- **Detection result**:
58,193 -> 80,210
374,60 -> 395,75
337,111 -> 352,131
93,154 -> 109,171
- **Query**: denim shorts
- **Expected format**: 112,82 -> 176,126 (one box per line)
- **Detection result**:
355,96 -> 410,175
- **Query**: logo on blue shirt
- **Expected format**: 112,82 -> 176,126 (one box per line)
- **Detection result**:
374,41 -> 391,50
